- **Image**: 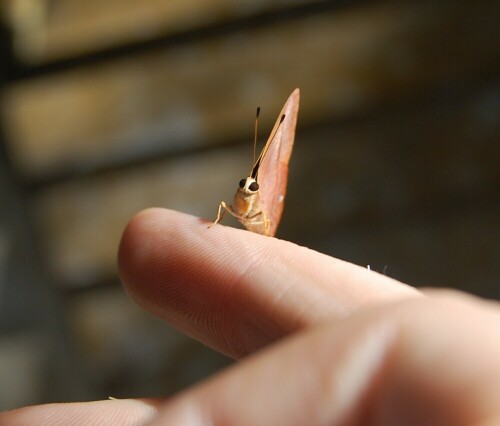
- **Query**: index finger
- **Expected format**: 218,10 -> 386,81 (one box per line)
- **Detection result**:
118,208 -> 419,358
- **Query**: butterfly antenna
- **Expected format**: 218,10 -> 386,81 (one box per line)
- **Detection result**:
253,107 -> 260,166
251,113 -> 286,179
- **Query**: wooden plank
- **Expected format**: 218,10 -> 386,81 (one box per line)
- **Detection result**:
34,90 -> 500,290
3,0 -> 499,179
4,0 -> 318,63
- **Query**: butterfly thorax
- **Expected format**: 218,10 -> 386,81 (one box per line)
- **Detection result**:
233,177 -> 261,217
233,177 -> 270,235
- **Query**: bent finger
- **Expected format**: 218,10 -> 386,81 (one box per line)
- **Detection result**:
148,294 -> 500,425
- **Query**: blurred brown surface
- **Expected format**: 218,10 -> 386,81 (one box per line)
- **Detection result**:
4,0 -> 321,63
0,0 -> 498,411
35,149 -> 249,286
33,90 -> 500,289
3,0 -> 499,179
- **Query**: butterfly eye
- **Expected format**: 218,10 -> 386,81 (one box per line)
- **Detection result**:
239,179 -> 246,188
249,182 -> 259,192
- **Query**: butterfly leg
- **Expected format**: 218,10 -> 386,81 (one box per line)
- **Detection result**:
210,205 -> 271,235
264,217 -> 270,235
251,214 -> 271,235
210,201 -> 249,228
242,211 -> 271,235
209,201 -> 230,228
246,210 -> 262,220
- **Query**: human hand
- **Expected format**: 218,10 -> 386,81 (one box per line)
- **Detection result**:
2,208 -> 499,425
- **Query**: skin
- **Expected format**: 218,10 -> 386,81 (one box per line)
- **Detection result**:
2,208 -> 499,425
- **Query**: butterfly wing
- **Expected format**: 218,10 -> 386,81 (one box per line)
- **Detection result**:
256,88 -> 300,237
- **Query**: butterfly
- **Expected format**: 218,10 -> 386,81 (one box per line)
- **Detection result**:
211,88 -> 300,237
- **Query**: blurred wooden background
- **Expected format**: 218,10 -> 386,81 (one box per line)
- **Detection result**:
0,0 -> 499,410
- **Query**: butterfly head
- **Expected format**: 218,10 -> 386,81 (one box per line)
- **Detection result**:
238,177 -> 260,195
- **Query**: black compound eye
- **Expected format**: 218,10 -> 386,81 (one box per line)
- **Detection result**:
239,179 -> 246,188
249,182 -> 259,191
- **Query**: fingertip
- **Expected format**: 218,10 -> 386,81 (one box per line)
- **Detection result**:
118,208 -> 164,296
118,207 -> 171,269
116,207 -> 296,356
118,208 -> 202,307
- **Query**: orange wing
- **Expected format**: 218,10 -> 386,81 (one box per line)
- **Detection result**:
253,89 -> 300,237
